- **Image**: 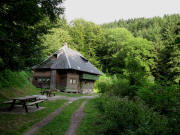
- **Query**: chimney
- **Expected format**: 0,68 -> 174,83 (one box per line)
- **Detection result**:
64,42 -> 68,47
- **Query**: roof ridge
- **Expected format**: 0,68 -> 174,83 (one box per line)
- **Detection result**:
62,46 -> 71,69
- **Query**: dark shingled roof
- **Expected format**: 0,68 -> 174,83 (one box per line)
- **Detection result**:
32,45 -> 102,75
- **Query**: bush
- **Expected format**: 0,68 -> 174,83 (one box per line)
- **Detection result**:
95,75 -> 112,94
137,83 -> 180,135
95,96 -> 169,135
95,75 -> 137,98
137,83 -> 180,114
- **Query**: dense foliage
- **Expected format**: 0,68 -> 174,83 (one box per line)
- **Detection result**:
95,75 -> 180,135
92,16 -> 180,134
101,15 -> 180,83
0,0 -> 64,70
95,96 -> 169,135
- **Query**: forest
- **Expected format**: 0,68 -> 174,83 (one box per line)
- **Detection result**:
0,0 -> 180,135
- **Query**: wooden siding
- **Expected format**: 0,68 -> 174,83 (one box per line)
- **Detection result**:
33,71 -> 51,77
66,71 -> 79,92
32,69 -> 96,94
50,70 -> 56,90
56,70 -> 67,90
32,70 -> 51,88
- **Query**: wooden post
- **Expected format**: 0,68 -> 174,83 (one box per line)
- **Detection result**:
50,70 -> 56,90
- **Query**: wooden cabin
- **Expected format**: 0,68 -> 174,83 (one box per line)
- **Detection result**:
32,45 -> 101,93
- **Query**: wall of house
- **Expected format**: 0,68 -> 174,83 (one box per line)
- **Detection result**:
66,71 -> 80,92
56,70 -> 67,90
55,70 -> 80,92
50,70 -> 56,90
32,70 -> 51,89
32,69 -> 96,94
80,80 -> 94,94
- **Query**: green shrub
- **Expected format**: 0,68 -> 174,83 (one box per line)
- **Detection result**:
95,75 -> 137,98
137,83 -> 180,114
95,96 -> 169,135
137,83 -> 180,135
95,75 -> 112,94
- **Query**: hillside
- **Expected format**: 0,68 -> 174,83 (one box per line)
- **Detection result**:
0,70 -> 40,103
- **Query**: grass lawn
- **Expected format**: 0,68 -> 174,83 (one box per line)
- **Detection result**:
0,99 -> 67,135
35,99 -> 85,135
77,98 -> 102,135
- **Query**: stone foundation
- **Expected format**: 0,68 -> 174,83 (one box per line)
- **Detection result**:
81,89 -> 94,94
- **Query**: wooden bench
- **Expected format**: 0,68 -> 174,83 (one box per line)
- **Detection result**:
40,91 -> 45,95
26,100 -> 44,109
4,96 -> 45,113
40,90 -> 56,97
3,100 -> 13,104
3,100 -> 21,105
50,92 -> 56,96
6,99 -> 45,112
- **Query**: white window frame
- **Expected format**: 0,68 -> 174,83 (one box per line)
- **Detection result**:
70,79 -> 73,84
73,79 -> 77,84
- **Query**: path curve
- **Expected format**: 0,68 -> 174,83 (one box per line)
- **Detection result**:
65,101 -> 87,135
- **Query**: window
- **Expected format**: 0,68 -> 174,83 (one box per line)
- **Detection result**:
47,78 -> 50,82
42,78 -> 46,82
70,78 -> 77,85
38,78 -> 42,82
73,79 -> 77,84
70,79 -> 73,84
38,77 -> 50,83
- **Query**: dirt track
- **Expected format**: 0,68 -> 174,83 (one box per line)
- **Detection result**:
24,95 -> 95,135
24,101 -> 71,135
65,101 -> 87,135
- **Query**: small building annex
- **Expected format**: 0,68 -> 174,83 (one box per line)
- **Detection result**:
32,44 -> 102,93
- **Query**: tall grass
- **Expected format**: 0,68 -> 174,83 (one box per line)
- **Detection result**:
0,70 -> 39,102
0,69 -> 33,89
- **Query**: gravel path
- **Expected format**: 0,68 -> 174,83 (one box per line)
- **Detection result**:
65,101 -> 87,135
47,95 -> 97,101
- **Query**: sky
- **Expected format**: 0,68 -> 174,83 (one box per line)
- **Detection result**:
64,0 -> 180,24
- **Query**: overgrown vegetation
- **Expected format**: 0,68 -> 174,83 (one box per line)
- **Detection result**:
95,96 -> 169,135
93,75 -> 180,135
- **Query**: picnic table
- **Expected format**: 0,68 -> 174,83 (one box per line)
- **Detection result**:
5,96 -> 44,113
40,90 -> 56,97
